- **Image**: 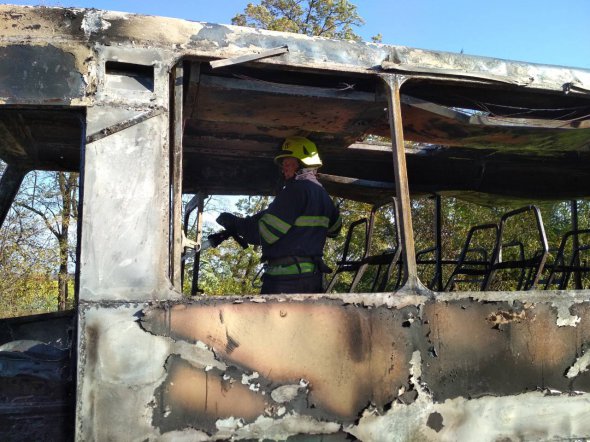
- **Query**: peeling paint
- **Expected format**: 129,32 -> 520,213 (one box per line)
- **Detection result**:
228,413 -> 341,440
154,355 -> 268,433
567,351 -> 590,379
142,300 -> 415,423
158,429 -> 210,442
349,389 -> 590,442
242,371 -> 261,392
72,288 -> 590,439
347,351 -> 590,441
80,10 -> 111,37
552,298 -> 582,327
271,384 -> 301,403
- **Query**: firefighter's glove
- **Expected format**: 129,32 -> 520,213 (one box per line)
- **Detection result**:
208,230 -> 230,248
216,212 -> 239,232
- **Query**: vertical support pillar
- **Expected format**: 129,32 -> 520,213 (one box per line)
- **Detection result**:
382,74 -> 419,289
191,192 -> 205,296
434,194 -> 443,291
571,200 -> 582,289
0,165 -> 27,228
170,63 -> 184,288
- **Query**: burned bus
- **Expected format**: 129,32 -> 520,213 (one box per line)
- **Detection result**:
1,5 -> 590,441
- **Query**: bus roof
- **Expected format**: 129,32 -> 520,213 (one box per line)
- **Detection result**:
1,5 -> 589,204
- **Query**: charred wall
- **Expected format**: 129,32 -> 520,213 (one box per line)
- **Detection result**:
77,292 -> 590,440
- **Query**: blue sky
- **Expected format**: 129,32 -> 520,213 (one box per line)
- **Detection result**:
8,0 -> 590,69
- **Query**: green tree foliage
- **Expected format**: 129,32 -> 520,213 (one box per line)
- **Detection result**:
195,196 -> 269,295
15,171 -> 78,310
0,164 -> 77,318
232,0 -> 365,40
371,33 -> 383,43
414,197 -> 590,292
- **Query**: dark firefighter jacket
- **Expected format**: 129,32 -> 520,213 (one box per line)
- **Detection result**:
234,178 -> 342,261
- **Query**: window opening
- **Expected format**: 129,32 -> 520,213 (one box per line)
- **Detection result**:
0,163 -> 79,318
105,61 -> 154,92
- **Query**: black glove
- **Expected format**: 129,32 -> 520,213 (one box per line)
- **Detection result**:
216,212 -> 239,231
207,230 -> 230,248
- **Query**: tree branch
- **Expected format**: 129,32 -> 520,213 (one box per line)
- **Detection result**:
15,202 -> 61,239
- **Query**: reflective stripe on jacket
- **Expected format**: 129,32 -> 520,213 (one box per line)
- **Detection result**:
233,179 -> 341,261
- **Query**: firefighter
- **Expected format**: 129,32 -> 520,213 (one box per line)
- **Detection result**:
216,136 -> 342,294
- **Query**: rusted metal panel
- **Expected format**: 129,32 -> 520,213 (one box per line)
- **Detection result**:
194,74 -> 383,135
142,300 -> 416,428
421,299 -> 590,399
75,293 -> 590,440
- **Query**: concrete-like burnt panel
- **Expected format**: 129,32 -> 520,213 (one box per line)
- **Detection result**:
80,109 -> 173,300
0,45 -> 85,104
141,299 -> 418,428
78,294 -> 590,440
77,303 -> 174,441
421,299 -> 590,400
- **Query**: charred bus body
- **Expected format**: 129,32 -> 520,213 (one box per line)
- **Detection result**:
1,5 -> 590,441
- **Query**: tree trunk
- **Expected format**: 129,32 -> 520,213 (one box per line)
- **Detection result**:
58,235 -> 68,310
57,172 -> 77,311
241,253 -> 258,291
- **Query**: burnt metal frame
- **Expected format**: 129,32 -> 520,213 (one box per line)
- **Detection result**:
85,109 -> 164,144
181,192 -> 203,293
500,240 -> 529,290
0,165 -> 27,228
482,205 -> 549,290
415,195 -> 446,291
190,193 -> 206,296
324,217 -> 369,293
433,195 -> 444,291
353,198 -> 403,293
443,223 -> 500,292
571,200 -> 583,289
350,204 -> 385,292
382,74 -> 420,291
209,46 -> 289,69
325,198 -> 402,293
544,228 -> 590,290
170,64 -> 184,288
174,67 -> 421,294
